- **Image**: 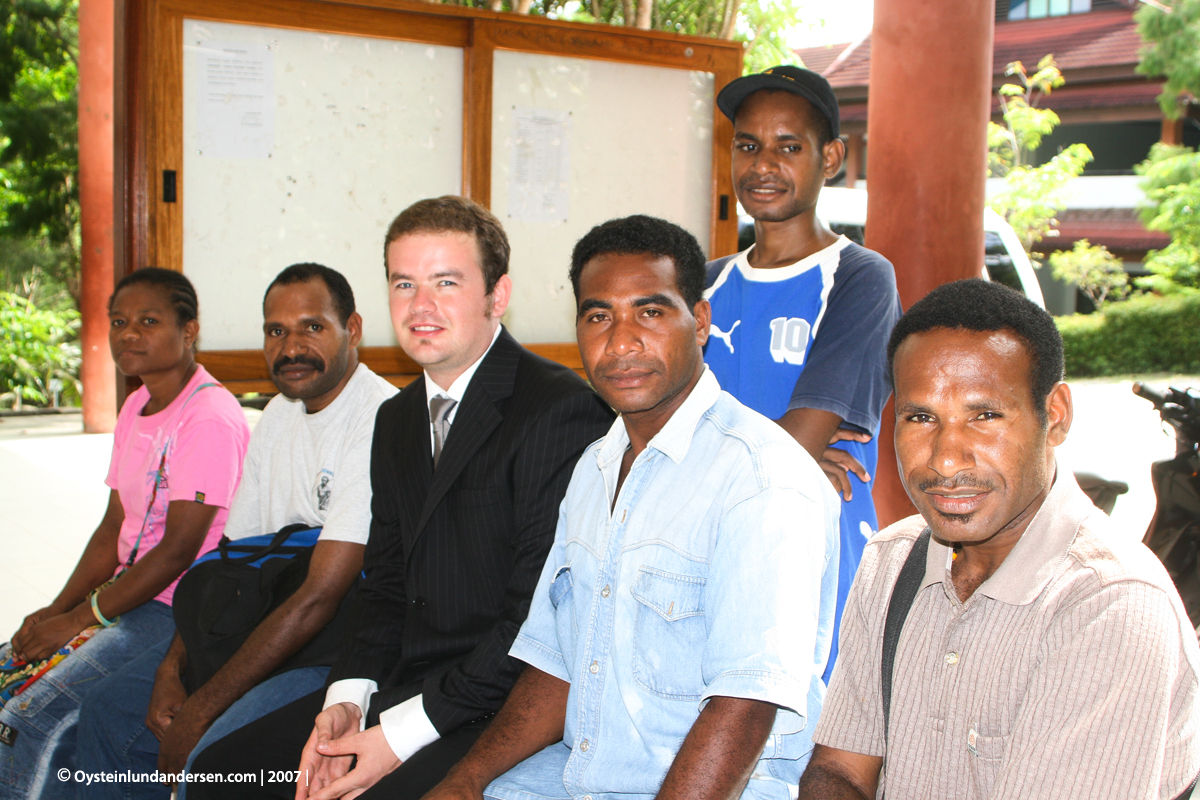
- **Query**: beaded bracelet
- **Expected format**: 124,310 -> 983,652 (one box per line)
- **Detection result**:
90,593 -> 118,628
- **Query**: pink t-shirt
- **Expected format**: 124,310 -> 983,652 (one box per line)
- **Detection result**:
105,365 -> 250,606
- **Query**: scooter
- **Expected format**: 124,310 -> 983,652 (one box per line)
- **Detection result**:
1133,382 -> 1200,635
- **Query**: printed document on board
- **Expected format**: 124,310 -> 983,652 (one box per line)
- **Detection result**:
509,108 -> 571,223
194,40 -> 275,159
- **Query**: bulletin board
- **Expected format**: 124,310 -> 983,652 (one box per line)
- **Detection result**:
182,20 -> 464,349
119,0 -> 742,391
492,52 -> 714,344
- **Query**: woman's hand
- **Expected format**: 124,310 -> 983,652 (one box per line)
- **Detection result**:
13,605 -> 93,662
10,606 -> 56,654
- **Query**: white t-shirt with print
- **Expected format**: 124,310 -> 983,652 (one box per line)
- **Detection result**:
223,362 -> 397,544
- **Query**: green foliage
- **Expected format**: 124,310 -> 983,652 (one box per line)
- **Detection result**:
1135,0 -> 1200,119
447,0 -> 814,75
987,56 -> 1093,254
988,56 -> 1066,177
989,143 -> 1092,252
1136,142 -> 1200,291
0,289 -> 80,407
735,0 -> 811,74
0,0 -> 79,239
0,0 -> 80,304
1048,239 -> 1130,307
0,233 -> 75,305
1056,290 -> 1200,377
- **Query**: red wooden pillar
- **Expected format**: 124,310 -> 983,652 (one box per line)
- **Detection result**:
78,0 -> 118,432
1162,117 -> 1184,146
867,0 -> 996,527
845,133 -> 863,189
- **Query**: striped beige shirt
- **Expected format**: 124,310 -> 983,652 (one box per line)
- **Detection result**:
814,472 -> 1200,799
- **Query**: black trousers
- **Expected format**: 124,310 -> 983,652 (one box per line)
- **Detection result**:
188,688 -> 487,800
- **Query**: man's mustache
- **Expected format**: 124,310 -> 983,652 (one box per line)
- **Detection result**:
918,474 -> 994,493
272,354 -> 325,375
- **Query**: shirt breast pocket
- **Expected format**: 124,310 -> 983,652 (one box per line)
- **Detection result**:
967,729 -> 1010,798
631,567 -> 707,700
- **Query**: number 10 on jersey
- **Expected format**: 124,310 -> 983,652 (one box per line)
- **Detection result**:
768,317 -> 811,366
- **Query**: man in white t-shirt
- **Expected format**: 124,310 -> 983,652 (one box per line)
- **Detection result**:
76,263 -> 397,799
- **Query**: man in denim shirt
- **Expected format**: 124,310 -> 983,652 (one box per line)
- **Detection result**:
422,215 -> 839,800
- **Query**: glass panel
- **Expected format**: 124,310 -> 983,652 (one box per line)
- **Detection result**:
1070,0 -> 1091,12
983,232 -> 1025,295
1009,0 -> 1028,19
1049,0 -> 1070,15
491,51 -> 714,343
1029,0 -> 1049,17
182,20 -> 464,348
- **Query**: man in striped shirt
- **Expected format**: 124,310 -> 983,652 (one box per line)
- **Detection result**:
800,279 -> 1200,800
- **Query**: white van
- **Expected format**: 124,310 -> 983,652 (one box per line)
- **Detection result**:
737,187 -> 1046,309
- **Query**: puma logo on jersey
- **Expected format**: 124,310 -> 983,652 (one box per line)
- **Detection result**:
709,321 -> 740,353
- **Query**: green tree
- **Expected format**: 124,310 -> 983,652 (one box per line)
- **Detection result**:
1136,142 -> 1200,291
1047,239 -> 1130,307
1135,3 -> 1200,293
986,55 -> 1093,254
1135,0 -> 1200,119
0,0 -> 80,306
456,0 -> 814,74
0,289 -> 80,408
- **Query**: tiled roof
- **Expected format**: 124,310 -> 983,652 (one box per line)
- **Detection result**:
1046,208 -> 1169,253
993,8 -> 1143,73
795,43 -> 851,75
809,8 -> 1148,91
821,37 -> 873,87
992,79 -> 1162,114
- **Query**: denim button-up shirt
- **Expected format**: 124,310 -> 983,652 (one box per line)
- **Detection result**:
490,369 -> 839,800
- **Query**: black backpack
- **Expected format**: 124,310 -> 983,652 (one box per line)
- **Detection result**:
172,524 -> 359,693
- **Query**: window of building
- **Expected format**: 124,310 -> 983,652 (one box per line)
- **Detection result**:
1009,0 -> 1090,19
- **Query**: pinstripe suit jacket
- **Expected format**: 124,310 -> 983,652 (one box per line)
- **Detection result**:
327,327 -> 614,734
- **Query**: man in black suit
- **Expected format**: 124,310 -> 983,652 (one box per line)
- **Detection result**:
188,196 -> 613,800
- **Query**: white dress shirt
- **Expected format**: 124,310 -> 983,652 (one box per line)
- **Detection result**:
323,323 -> 503,761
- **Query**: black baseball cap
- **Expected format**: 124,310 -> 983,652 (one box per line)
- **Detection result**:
716,65 -> 840,140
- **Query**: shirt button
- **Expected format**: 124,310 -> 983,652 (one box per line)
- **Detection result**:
580,740 -> 590,752
945,652 -> 959,665
589,660 -> 599,674
584,796 -> 593,800
601,585 -> 610,598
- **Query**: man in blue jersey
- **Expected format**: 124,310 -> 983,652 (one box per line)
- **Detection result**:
704,65 -> 902,680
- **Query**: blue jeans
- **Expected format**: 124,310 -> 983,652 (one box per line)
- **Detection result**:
75,646 -> 329,800
0,600 -> 175,800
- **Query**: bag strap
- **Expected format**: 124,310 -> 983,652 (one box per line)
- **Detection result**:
123,381 -> 220,570
881,528 -> 932,742
218,523 -> 314,565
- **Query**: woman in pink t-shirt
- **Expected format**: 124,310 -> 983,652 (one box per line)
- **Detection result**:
0,268 -> 249,799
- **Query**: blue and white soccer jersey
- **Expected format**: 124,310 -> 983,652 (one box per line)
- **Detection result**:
703,236 -> 901,683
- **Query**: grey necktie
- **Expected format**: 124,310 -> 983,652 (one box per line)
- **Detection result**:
430,395 -> 457,467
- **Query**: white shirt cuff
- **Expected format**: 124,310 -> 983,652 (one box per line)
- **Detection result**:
378,694 -> 442,762
323,679 -> 378,732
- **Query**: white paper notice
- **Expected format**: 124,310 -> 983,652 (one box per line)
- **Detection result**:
509,108 -> 570,223
195,41 -> 274,159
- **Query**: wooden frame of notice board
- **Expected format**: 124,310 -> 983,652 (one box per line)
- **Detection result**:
117,0 -> 743,393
